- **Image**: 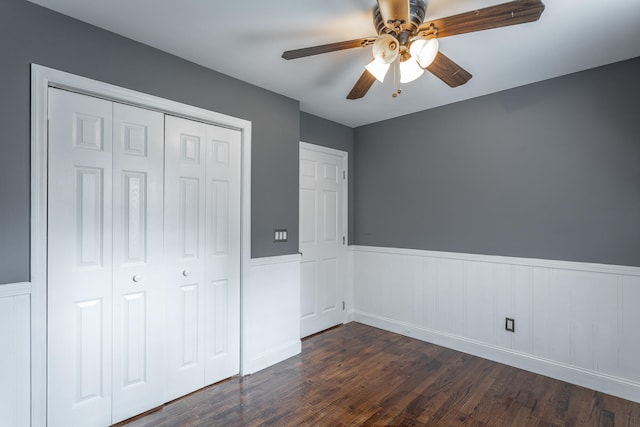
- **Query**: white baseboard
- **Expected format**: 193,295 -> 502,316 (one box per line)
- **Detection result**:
354,311 -> 640,404
344,310 -> 355,324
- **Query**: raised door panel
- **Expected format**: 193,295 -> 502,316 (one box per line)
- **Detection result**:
179,284 -> 200,367
321,258 -> 338,313
164,116 -> 207,402
300,261 -> 317,319
204,126 -> 241,385
323,190 -> 338,243
300,189 -> 317,245
48,88 -> 113,427
111,104 -> 165,423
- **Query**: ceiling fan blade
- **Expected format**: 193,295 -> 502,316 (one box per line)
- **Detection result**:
377,0 -> 410,30
426,52 -> 472,88
417,0 -> 545,39
347,70 -> 377,100
282,38 -> 377,60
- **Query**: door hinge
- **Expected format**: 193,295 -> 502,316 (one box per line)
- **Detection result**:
343,170 -> 346,180
342,236 -> 346,245
342,301 -> 345,310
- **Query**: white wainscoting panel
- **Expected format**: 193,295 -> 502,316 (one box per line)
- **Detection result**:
243,254 -> 302,374
352,246 -> 640,403
0,283 -> 31,427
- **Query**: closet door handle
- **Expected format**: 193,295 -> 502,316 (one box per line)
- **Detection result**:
132,274 -> 143,283
182,269 -> 190,277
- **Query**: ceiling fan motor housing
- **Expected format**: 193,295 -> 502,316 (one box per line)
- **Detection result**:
374,0 -> 427,37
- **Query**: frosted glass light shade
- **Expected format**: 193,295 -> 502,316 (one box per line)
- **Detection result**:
399,57 -> 424,83
365,59 -> 391,82
410,38 -> 439,68
372,34 -> 399,64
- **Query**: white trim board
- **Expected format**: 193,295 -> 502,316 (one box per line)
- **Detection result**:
353,245 -> 640,277
0,282 -> 31,298
352,245 -> 640,403
249,253 -> 301,267
30,64 -> 252,426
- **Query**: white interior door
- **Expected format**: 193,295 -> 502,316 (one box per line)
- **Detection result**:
48,88 -> 114,426
164,116 -> 241,402
111,104 -> 165,423
299,143 -> 347,338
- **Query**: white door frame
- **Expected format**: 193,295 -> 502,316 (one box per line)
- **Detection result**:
299,141 -> 349,329
30,64 -> 252,426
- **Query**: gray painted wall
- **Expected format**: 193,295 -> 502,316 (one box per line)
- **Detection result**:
2,0 -> 637,283
0,0 -> 300,283
354,58 -> 640,267
300,112 -> 354,244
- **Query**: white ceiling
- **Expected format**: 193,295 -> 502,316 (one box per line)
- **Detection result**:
27,0 -> 640,127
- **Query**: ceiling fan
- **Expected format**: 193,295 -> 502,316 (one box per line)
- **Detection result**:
282,0 -> 545,99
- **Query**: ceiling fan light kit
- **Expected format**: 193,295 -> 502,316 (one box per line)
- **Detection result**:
365,59 -> 391,83
399,53 -> 424,83
366,33 -> 400,82
282,0 -> 545,100
410,38 -> 439,68
372,34 -> 400,64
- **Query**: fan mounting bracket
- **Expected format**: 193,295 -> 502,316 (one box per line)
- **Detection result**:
360,38 -> 377,47
387,19 -> 406,33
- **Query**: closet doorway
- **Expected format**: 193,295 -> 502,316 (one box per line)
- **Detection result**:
31,65 -> 252,427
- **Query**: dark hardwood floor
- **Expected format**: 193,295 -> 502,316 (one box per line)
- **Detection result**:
121,322 -> 640,426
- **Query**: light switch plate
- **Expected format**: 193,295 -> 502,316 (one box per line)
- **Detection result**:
274,229 -> 288,242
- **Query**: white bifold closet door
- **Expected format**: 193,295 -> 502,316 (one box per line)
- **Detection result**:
111,104 -> 166,423
163,115 -> 241,402
48,89 -> 116,427
47,89 -> 241,426
48,88 -> 165,425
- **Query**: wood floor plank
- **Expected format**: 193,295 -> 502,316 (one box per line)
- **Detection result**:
120,322 -> 640,426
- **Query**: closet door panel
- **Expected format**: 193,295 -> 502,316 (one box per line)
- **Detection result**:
164,116 -> 207,401
204,126 -> 241,384
48,88 -> 243,424
48,88 -> 113,427
112,104 -> 165,423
